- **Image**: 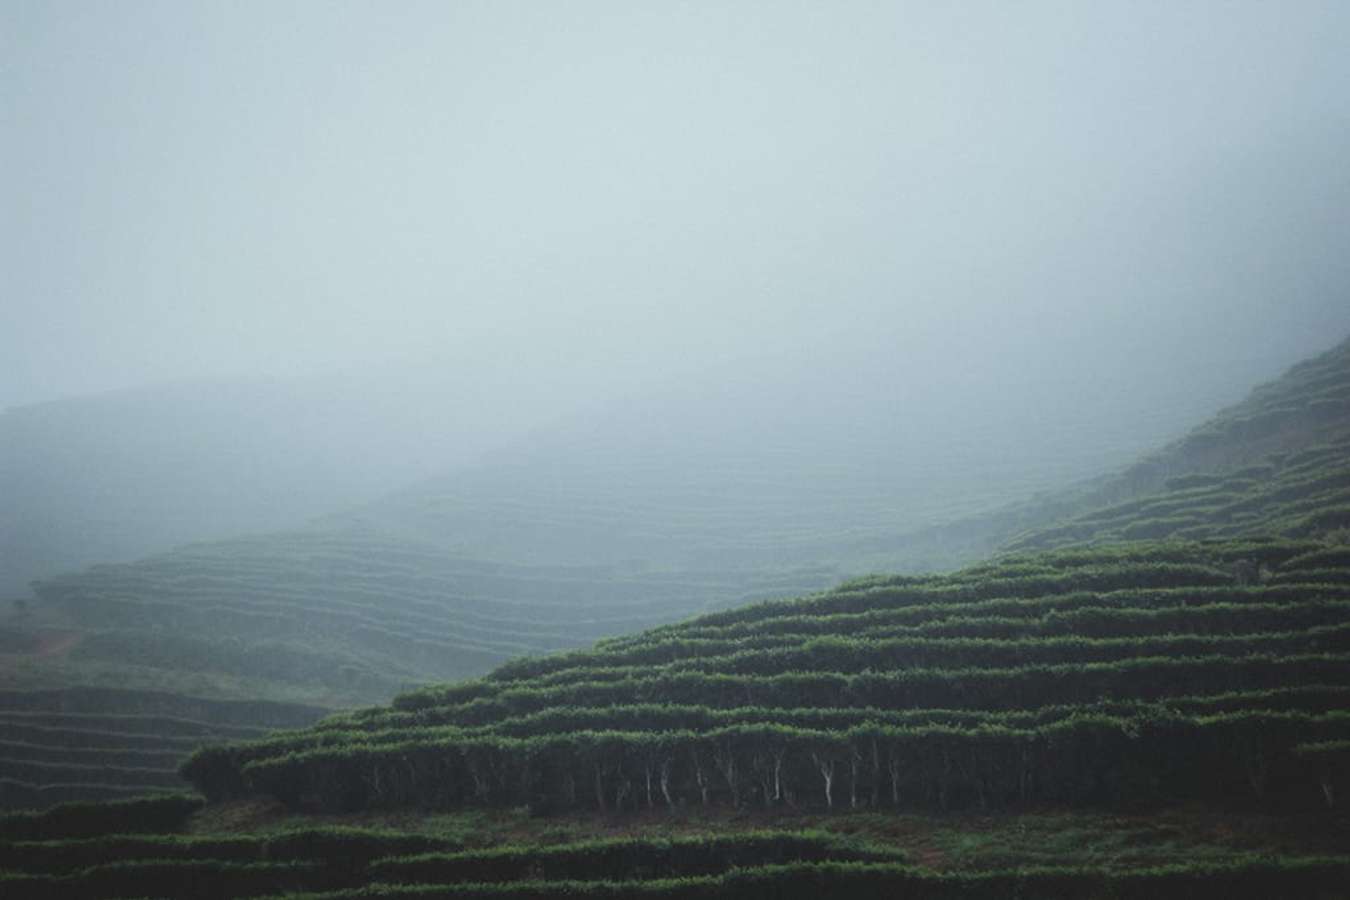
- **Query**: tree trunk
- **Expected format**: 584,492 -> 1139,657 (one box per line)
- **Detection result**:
939,748 -> 951,812
469,760 -> 489,803
715,746 -> 740,809
660,758 -> 675,810
753,754 -> 773,808
849,751 -> 860,809
812,753 -> 835,810
694,757 -> 710,807
870,739 -> 881,809
968,748 -> 987,810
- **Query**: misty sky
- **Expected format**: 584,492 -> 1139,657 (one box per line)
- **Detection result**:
4,1 -> 1350,412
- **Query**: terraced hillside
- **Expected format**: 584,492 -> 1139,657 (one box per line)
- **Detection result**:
998,337 -> 1350,554
26,531 -> 835,708
18,339 -> 1317,710
6,797 -> 1346,900
337,346 -> 1250,574
5,532 -> 830,808
0,370 -> 556,599
0,797 -> 946,900
47,538 -> 1322,897
182,540 -> 1350,820
4,538 -> 1350,894
7,337 -> 1345,813
1006,435 -> 1350,552
854,336 -> 1350,569
0,689 -> 324,810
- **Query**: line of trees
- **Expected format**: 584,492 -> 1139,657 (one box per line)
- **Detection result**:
226,686 -> 1350,767
183,711 -> 1350,814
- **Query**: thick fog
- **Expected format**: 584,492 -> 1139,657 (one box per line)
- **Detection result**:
7,0 -> 1350,410
4,2 -> 1350,592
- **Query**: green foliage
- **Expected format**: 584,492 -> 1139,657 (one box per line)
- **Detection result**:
369,832 -> 898,884
1011,435 -> 1350,551
213,857 -> 1350,899
0,793 -> 203,841
0,857 -> 328,900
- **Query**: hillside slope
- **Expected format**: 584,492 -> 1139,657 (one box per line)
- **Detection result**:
134,338 -> 1350,895
336,346 -> 1259,573
1004,338 -> 1350,551
5,337 -> 1345,813
4,541 -> 1346,895
187,539 -> 1350,815
861,335 -> 1350,568
0,688 -> 324,810
9,342 -> 1261,710
22,530 -> 833,707
134,537 -> 1350,898
0,369 -> 562,599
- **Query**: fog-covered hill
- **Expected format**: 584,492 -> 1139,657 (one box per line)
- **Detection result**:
13,340 -> 1291,704
0,367 -> 580,598
1004,335 -> 1350,551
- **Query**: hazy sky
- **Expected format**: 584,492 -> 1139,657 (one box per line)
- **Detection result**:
4,1 -> 1350,411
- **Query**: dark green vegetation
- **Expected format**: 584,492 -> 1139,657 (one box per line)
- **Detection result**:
180,541 -> 1350,817
0,688 -> 324,808
137,540 -> 1349,896
0,793 -> 1346,898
